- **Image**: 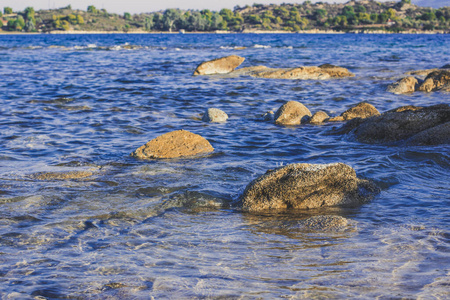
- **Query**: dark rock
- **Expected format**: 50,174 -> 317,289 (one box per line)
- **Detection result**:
240,163 -> 379,212
335,104 -> 450,144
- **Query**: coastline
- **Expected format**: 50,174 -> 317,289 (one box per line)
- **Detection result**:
0,29 -> 449,35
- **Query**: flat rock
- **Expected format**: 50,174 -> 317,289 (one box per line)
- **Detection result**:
335,104 -> 450,144
406,69 -> 438,77
418,70 -> 450,92
240,163 -> 379,212
387,76 -> 419,94
310,111 -> 330,124
274,101 -> 312,125
131,130 -> 214,159
31,170 -> 95,180
228,64 -> 354,80
193,55 -> 245,75
202,108 -> 228,123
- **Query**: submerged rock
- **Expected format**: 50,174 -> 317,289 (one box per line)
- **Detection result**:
131,130 -> 214,159
328,102 -> 380,122
387,76 -> 419,94
32,170 -> 95,180
418,70 -> 450,92
274,101 -> 312,125
299,215 -> 351,231
193,55 -> 245,75
262,110 -> 275,121
202,108 -> 228,123
309,111 -> 330,124
335,104 -> 450,145
240,163 -> 379,212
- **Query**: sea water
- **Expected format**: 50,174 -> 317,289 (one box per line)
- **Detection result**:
0,33 -> 449,298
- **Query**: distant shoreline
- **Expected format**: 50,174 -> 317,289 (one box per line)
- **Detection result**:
0,29 -> 449,35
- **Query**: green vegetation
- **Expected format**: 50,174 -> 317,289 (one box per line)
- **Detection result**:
1,1 -> 449,33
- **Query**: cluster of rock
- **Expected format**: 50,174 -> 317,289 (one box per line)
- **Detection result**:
193,55 -> 354,80
387,65 -> 450,94
267,100 -> 380,126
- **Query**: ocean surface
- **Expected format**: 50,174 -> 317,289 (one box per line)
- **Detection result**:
0,33 -> 449,299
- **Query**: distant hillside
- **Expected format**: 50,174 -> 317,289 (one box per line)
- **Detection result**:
1,0 -> 449,33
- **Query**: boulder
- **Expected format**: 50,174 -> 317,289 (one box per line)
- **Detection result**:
387,76 -> 419,94
309,111 -> 330,124
32,170 -> 94,180
335,104 -> 450,144
274,101 -> 312,125
328,102 -> 380,122
441,64 -> 450,69
240,163 -> 379,212
406,122 -> 450,146
318,64 -> 355,78
131,130 -> 214,159
418,70 -> 450,92
202,108 -> 228,123
193,55 -> 245,75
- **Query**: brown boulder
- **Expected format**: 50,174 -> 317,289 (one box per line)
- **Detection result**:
131,130 -> 214,159
309,111 -> 330,124
193,55 -> 245,75
387,76 -> 419,94
418,70 -> 450,92
319,64 -> 355,78
240,163 -> 379,212
328,102 -> 380,122
274,101 -> 312,125
335,104 -> 450,144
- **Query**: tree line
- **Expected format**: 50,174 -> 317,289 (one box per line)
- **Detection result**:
1,1 -> 449,33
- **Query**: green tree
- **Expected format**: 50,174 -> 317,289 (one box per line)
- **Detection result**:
401,0 -> 411,4
162,9 -> 182,32
4,7 -> 13,14
124,12 -> 131,20
313,9 -> 327,22
87,5 -> 98,14
219,8 -> 233,22
77,15 -> 84,25
67,14 -> 77,24
144,16 -> 154,31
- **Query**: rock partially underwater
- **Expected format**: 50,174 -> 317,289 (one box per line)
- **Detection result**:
274,101 -> 312,125
131,130 -> 214,159
240,163 -> 379,212
334,104 -> 450,145
193,55 -> 245,75
202,108 -> 228,123
388,69 -> 450,94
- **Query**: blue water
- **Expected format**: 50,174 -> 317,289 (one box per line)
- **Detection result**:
0,33 -> 449,298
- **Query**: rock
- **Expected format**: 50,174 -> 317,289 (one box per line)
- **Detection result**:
418,70 -> 450,92
31,170 -> 94,180
441,64 -> 450,69
341,102 -> 380,121
202,108 -> 228,123
328,102 -> 380,122
274,101 -> 312,125
335,104 -> 450,144
299,215 -> 351,231
309,111 -> 330,124
193,55 -> 245,75
406,122 -> 450,146
131,130 -> 214,159
240,163 -> 379,212
262,111 -> 274,121
406,69 -> 438,77
388,105 -> 423,113
387,76 -> 419,94
227,65 -> 354,80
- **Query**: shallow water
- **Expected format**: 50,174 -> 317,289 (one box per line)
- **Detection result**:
0,33 -> 449,298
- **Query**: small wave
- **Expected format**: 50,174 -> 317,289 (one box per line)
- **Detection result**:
253,44 -> 271,49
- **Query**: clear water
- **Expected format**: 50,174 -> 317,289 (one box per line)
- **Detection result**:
0,33 -> 449,299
